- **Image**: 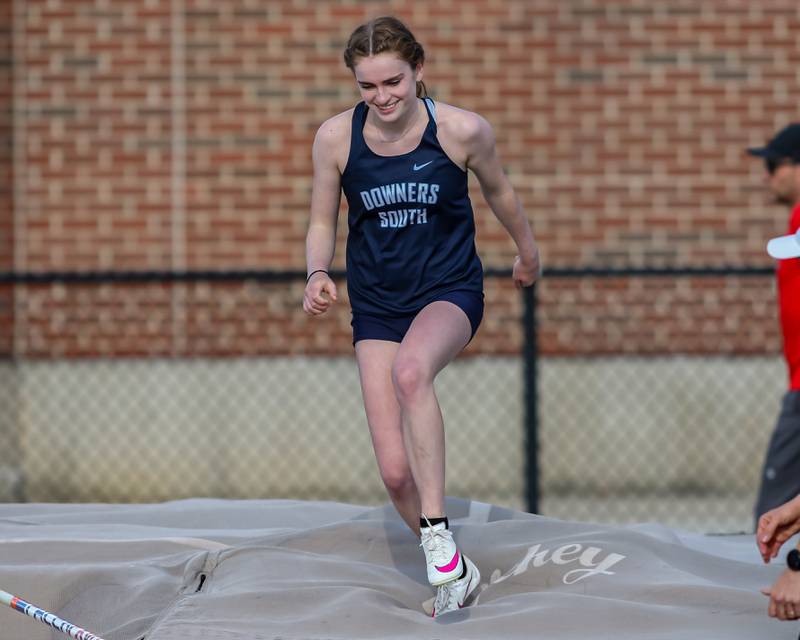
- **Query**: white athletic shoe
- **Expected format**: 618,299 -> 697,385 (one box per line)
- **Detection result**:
432,555 -> 481,617
420,518 -> 464,586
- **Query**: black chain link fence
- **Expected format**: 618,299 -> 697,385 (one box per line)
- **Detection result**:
533,268 -> 781,533
0,268 -> 782,533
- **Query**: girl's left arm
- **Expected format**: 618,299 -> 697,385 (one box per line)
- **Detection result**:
465,113 -> 541,287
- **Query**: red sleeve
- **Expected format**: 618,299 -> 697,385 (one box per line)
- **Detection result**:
777,205 -> 800,389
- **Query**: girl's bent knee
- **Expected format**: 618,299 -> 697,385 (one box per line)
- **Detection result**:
381,468 -> 415,497
392,359 -> 430,403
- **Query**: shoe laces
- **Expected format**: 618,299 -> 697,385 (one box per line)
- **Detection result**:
419,515 -> 454,564
433,582 -> 453,615
434,580 -> 464,615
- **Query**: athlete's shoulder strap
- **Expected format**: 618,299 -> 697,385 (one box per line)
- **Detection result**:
346,102 -> 368,163
423,98 -> 438,135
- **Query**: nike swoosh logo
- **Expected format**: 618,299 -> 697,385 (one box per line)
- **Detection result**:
436,550 -> 461,573
413,160 -> 433,171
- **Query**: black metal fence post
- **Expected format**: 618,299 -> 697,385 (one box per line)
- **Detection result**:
523,283 -> 539,514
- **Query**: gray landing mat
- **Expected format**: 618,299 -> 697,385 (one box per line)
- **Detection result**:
0,498 -> 795,639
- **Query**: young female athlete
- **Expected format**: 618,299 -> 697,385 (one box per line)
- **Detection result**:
302,16 -> 540,616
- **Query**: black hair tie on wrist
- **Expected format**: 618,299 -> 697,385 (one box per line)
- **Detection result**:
306,269 -> 329,283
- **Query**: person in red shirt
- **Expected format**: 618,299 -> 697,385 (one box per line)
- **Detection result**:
758,187 -> 800,623
747,124 -> 800,522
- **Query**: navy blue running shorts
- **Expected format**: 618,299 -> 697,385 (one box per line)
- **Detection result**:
352,290 -> 484,345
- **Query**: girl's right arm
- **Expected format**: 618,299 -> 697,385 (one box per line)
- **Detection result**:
303,115 -> 348,316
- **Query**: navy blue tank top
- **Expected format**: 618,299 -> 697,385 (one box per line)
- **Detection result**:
341,98 -> 483,316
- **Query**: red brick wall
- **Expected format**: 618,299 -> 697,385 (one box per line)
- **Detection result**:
6,0 -> 796,357
0,2 -> 13,354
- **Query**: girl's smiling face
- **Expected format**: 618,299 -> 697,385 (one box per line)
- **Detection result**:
353,52 -> 422,122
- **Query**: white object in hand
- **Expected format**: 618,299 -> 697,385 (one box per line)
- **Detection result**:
767,228 -> 800,259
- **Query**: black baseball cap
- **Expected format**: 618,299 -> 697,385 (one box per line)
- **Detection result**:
747,123 -> 800,161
